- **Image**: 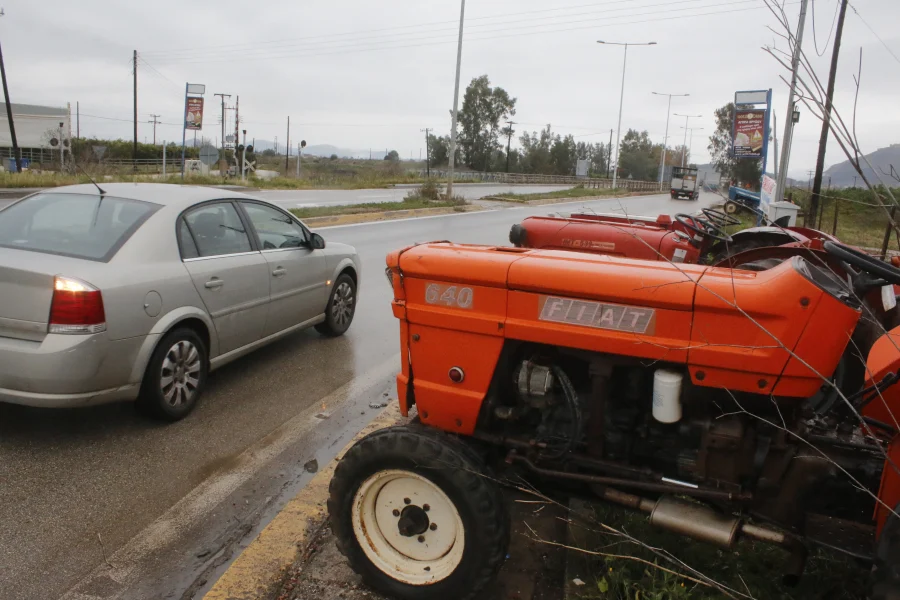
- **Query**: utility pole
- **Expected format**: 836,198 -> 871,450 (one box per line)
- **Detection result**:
446,0 -> 466,199
772,111 -> 778,179
775,0 -> 810,202
133,50 -> 138,169
274,135 -> 278,154
652,92 -> 689,189
674,113 -> 702,167
606,129 -> 613,178
148,114 -> 160,145
76,101 -> 80,139
285,115 -> 290,174
297,142 -> 302,176
680,127 -> 704,166
505,120 -> 516,173
421,127 -> 431,177
214,93 -> 230,154
0,9 -> 22,173
809,0 -> 848,228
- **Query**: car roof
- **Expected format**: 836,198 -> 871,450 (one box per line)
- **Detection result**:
41,183 -> 260,208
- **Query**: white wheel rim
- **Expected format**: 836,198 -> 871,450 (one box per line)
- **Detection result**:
351,469 -> 465,586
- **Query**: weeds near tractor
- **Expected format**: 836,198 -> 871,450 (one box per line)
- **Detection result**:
404,179 -> 467,206
569,504 -> 868,600
492,185 -> 632,202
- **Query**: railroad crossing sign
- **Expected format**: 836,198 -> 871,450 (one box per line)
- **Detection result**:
199,145 -> 219,166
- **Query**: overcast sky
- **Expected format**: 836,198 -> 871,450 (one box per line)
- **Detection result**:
3,0 -> 899,177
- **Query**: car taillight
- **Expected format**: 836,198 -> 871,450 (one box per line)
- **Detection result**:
49,276 -> 107,334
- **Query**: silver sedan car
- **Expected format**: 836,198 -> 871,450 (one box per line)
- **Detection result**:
0,183 -> 361,420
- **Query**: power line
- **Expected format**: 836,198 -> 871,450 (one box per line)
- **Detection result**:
143,0 -> 746,61
150,1 -> 783,66
139,0 -> 704,57
811,0 -> 840,57
848,2 -> 900,66
137,57 -> 181,90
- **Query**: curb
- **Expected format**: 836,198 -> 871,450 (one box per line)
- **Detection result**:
201,404 -> 405,600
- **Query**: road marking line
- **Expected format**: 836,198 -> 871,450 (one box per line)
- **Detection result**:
60,355 -> 400,600
202,403 -> 404,600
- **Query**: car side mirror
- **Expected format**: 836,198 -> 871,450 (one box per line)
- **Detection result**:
310,232 -> 326,250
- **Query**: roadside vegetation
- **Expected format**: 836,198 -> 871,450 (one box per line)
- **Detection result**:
572,503 -> 867,600
490,185 -> 636,203
723,185 -> 900,250
289,179 -> 467,220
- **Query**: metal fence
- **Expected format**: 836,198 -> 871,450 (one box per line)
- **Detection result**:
413,169 -> 660,191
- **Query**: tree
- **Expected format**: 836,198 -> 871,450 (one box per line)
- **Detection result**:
456,75 -> 517,171
330,154 -> 339,160
708,103 -> 762,188
384,150 -> 400,162
549,134 -> 577,175
618,129 -> 658,180
427,134 -> 450,166
519,125 -> 555,174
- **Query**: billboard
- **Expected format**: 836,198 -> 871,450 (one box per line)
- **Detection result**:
185,97 -> 204,131
733,109 -> 765,158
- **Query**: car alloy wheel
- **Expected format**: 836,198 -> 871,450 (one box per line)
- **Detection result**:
160,340 -> 202,407
332,281 -> 354,327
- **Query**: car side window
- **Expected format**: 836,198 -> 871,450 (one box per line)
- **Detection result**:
178,218 -> 200,259
183,202 -> 252,258
241,202 -> 309,250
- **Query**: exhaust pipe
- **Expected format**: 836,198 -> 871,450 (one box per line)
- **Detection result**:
598,488 -> 807,583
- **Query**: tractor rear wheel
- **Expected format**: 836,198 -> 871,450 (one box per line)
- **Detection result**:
872,503 -> 900,600
328,425 -> 509,600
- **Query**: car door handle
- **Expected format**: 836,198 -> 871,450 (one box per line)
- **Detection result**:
205,278 -> 225,289
272,267 -> 287,277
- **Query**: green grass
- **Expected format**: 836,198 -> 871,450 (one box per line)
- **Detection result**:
289,196 -> 467,219
728,186 -> 900,250
574,503 -> 868,600
490,186 -> 633,202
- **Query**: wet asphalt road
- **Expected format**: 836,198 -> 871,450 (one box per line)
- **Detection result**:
0,192 -> 718,600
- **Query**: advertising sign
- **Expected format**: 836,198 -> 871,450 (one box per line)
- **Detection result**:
576,159 -> 589,178
185,97 -> 204,131
760,175 -> 777,212
733,109 -> 765,158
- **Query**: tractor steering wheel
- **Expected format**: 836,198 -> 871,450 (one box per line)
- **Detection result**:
824,241 -> 900,287
701,207 -> 741,227
675,213 -> 733,243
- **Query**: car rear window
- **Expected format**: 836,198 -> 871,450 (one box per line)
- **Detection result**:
0,192 -> 159,262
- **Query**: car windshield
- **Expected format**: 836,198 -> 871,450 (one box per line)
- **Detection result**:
0,192 -> 159,261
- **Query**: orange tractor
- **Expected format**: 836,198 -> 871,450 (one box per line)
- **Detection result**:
508,206 -> 839,266
328,239 -> 900,600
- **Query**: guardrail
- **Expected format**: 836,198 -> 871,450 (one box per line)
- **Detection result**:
413,169 -> 660,191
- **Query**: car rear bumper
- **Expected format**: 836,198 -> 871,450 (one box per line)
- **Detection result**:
0,332 -> 146,408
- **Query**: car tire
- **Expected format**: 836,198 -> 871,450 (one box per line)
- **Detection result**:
328,425 -> 510,600
872,503 -> 900,600
315,273 -> 356,337
136,328 -> 208,422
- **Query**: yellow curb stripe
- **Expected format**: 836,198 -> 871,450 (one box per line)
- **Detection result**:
202,404 -> 403,600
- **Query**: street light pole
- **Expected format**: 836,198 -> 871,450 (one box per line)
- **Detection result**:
446,0 -> 466,199
674,113 -> 702,167
652,91 -> 689,189
598,40 -> 656,190
680,126 -> 705,166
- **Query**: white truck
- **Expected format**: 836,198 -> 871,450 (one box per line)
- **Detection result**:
670,166 -> 699,200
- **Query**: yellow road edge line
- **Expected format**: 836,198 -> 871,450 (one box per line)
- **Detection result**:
202,404 -> 403,600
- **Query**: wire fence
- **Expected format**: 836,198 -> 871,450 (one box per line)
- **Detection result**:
415,169 -> 661,191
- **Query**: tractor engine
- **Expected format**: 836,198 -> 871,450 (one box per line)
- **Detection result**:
483,352 -> 883,532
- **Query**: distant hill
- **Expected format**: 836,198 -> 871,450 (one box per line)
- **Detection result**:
824,144 -> 900,187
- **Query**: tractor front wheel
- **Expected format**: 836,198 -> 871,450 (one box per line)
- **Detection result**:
328,425 -> 509,600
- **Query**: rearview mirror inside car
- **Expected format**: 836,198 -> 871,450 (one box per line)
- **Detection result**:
310,233 -> 326,250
